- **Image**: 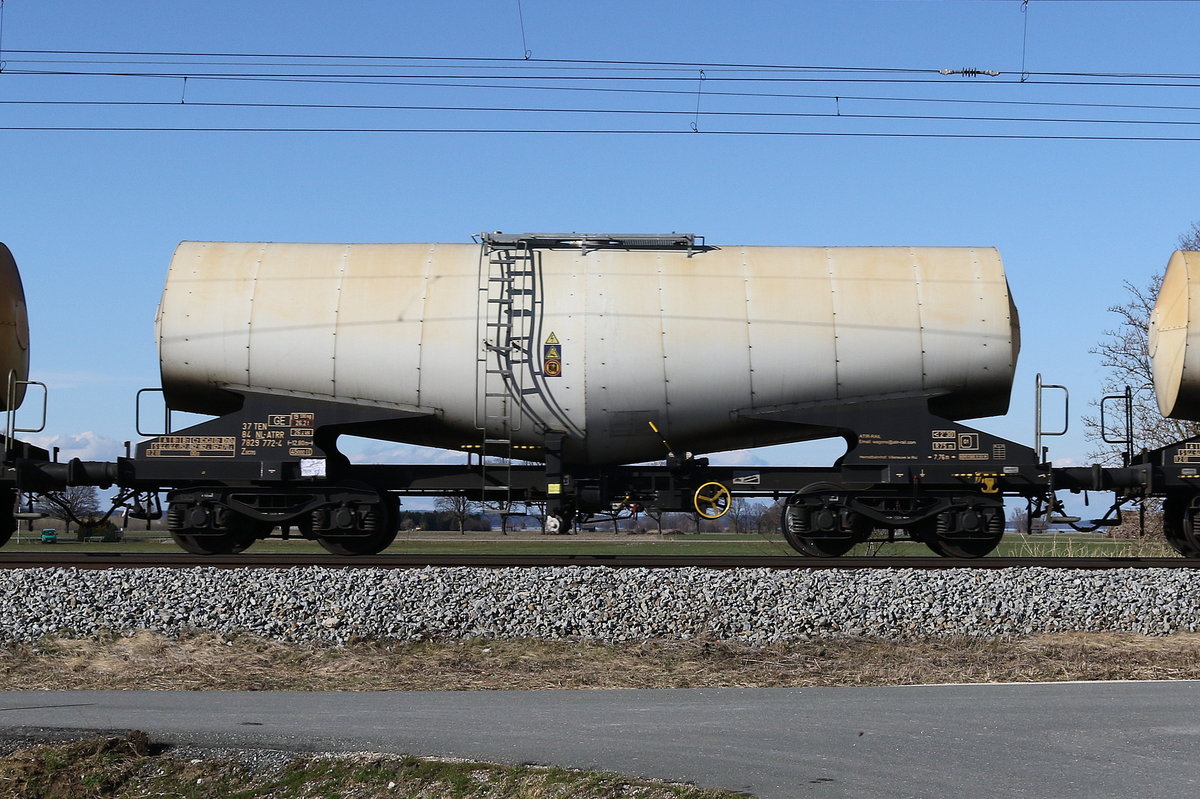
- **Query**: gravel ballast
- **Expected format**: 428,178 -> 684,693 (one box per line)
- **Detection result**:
3,566 -> 1200,644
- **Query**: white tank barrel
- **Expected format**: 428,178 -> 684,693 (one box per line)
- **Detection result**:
157,240 -> 1019,464
0,243 -> 30,412
1150,250 -> 1200,420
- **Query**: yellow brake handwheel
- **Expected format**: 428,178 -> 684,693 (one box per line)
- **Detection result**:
693,482 -> 731,519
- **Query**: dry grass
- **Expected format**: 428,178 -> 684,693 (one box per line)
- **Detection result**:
1005,535 -> 1180,558
3,631 -> 1200,691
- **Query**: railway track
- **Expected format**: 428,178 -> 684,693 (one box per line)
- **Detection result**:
1,553 -> 1198,570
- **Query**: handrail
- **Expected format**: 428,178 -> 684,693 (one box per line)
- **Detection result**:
1034,373 -> 1069,461
1100,385 -> 1135,466
135,388 -> 171,437
5,369 -> 47,433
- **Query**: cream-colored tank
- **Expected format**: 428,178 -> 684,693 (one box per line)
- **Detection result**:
0,244 -> 29,412
157,240 -> 1019,463
1150,250 -> 1200,419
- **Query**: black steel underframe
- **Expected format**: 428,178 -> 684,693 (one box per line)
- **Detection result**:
14,389 -> 1200,556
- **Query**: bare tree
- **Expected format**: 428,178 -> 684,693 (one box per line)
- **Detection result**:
34,486 -> 102,537
755,499 -> 785,535
658,512 -> 691,533
521,501 -> 547,534
1181,222 -> 1200,252
725,498 -> 762,535
434,495 -> 482,534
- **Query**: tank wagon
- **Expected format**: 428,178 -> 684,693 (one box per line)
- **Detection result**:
93,232 -> 1059,557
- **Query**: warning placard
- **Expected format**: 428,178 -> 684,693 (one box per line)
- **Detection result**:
544,332 -> 562,378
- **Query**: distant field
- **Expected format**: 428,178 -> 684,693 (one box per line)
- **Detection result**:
3,529 -> 1178,558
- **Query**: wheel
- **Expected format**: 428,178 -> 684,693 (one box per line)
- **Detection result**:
1162,495 -> 1200,557
168,509 -> 270,555
786,532 -> 859,557
225,515 -> 273,553
316,496 -> 398,555
693,482 -> 731,519
926,534 -> 1002,559
0,489 -> 15,548
317,527 -> 397,555
780,486 -> 870,557
921,505 -> 1004,559
170,530 -> 240,555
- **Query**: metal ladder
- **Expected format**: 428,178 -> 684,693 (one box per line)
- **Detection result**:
475,239 -> 538,505
470,232 -> 702,514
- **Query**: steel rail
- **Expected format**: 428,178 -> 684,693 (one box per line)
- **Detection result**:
0,553 -> 1197,570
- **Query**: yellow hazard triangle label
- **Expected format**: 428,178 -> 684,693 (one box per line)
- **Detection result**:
543,332 -> 562,378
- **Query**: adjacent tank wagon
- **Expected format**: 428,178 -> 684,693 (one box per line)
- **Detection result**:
1134,249 -> 1200,555
0,243 -> 51,546
0,243 -> 30,414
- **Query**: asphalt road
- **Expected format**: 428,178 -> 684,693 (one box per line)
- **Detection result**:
1,682 -> 1198,798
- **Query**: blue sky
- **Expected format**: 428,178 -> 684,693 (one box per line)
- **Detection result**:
2,0 -> 1199,474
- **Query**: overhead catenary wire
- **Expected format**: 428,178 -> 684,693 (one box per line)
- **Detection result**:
2,97 -> 1199,130
4,126 -> 1200,141
8,48 -> 1200,82
5,46 -> 1200,140
9,66 -> 1200,86
7,80 -> 1185,117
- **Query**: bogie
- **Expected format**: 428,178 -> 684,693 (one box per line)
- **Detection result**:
780,486 -> 873,557
164,485 -> 398,556
311,495 -> 399,556
166,500 -> 271,555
